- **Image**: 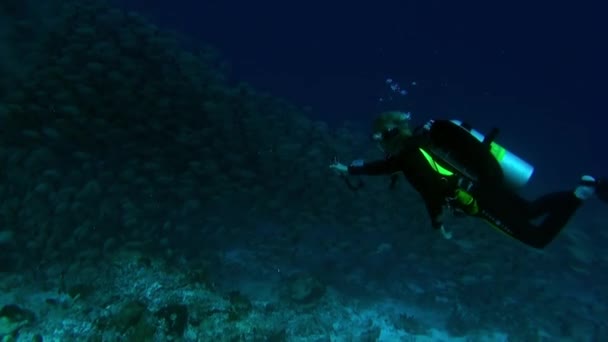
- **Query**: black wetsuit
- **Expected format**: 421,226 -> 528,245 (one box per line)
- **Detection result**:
347,134 -> 583,249
474,185 -> 582,248
348,134 -> 452,231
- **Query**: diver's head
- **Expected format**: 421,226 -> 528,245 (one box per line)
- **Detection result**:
371,111 -> 413,154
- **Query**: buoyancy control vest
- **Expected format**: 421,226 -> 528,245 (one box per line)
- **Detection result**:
420,119 -> 534,191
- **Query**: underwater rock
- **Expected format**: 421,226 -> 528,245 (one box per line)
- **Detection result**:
0,230 -> 14,245
67,283 -> 95,300
112,300 -> 147,333
393,313 -> 429,335
99,300 -> 156,341
225,291 -> 252,322
287,273 -> 326,305
0,304 -> 36,336
155,304 -> 188,337
359,325 -> 381,342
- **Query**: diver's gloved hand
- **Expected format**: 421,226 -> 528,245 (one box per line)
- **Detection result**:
439,225 -> 453,240
329,157 -> 348,175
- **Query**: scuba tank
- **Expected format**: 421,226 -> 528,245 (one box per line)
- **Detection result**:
422,119 -> 534,189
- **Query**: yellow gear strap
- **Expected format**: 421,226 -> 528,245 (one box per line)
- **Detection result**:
490,142 -> 507,161
418,148 -> 454,176
455,189 -> 479,215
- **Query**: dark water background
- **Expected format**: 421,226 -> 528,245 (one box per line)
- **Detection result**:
116,0 -> 607,197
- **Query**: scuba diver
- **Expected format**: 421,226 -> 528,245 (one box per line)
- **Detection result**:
329,111 -> 608,249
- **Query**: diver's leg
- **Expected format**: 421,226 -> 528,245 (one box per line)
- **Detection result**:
521,191 -> 583,248
473,187 -> 581,249
480,176 -> 607,245
423,199 -> 445,230
424,200 -> 455,239
526,174 -> 606,218
521,175 -> 608,247
526,191 -> 578,219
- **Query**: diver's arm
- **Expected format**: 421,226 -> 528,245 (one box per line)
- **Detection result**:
347,156 -> 402,176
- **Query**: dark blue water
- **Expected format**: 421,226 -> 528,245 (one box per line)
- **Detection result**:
115,0 -> 607,195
